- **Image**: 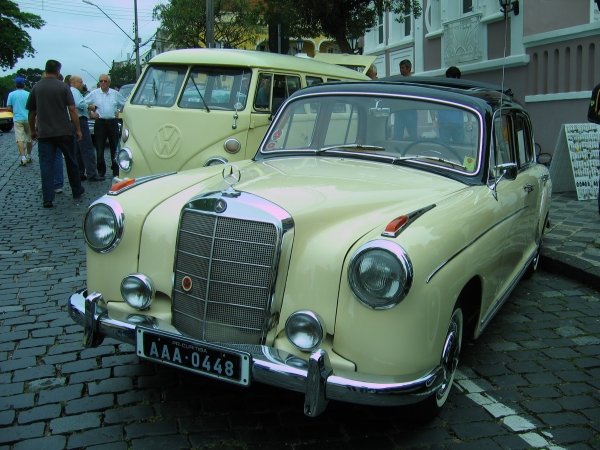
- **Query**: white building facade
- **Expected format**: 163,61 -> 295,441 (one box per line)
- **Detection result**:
363,0 -> 600,155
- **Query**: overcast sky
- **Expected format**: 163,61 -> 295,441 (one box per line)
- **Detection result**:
4,0 -> 166,86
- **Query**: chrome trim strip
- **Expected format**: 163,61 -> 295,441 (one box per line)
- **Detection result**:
426,206 -> 527,283
68,290 -> 444,414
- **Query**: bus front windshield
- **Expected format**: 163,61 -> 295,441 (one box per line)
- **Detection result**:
131,64 -> 251,111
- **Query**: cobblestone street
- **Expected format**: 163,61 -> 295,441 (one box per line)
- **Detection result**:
0,130 -> 599,449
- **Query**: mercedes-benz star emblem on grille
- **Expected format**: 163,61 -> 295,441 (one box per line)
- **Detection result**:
215,199 -> 227,213
181,276 -> 193,292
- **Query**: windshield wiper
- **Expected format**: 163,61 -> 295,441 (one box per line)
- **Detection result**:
316,144 -> 386,154
393,155 -> 462,167
190,76 -> 210,112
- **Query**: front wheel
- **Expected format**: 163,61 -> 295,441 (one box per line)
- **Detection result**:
413,307 -> 463,421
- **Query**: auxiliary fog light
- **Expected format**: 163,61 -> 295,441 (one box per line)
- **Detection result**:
120,274 -> 155,310
285,310 -> 325,352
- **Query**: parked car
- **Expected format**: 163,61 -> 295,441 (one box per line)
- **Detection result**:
0,107 -> 13,132
69,77 -> 551,419
116,48 -> 369,180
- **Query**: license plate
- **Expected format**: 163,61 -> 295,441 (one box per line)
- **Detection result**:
136,328 -> 250,386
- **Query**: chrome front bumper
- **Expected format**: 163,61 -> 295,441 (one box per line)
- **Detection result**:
68,289 -> 444,416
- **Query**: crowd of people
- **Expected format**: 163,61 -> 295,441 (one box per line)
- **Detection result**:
5,59 -> 126,208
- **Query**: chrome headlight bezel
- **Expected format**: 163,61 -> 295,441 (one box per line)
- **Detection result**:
121,274 -> 155,310
83,198 -> 124,253
117,147 -> 133,172
285,310 -> 325,352
348,240 -> 413,310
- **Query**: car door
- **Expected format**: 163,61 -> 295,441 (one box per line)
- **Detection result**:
485,111 -> 531,306
513,112 -> 550,262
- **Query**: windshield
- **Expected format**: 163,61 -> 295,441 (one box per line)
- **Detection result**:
131,64 -> 251,111
262,94 -> 482,174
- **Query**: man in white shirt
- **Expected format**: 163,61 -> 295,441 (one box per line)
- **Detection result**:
85,74 -> 125,178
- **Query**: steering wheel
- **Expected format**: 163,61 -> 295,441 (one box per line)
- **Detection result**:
401,139 -> 463,162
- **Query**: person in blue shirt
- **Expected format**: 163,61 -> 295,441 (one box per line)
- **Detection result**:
7,76 -> 33,165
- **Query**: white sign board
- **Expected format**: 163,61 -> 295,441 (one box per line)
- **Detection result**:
549,123 -> 599,201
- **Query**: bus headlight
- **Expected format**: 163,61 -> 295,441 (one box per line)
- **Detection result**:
117,147 -> 133,172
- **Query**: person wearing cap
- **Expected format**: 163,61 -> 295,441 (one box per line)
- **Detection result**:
7,76 -> 33,166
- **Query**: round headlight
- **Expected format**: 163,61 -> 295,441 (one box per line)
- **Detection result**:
285,311 -> 325,352
121,274 -> 154,310
117,147 -> 133,172
83,199 -> 124,253
348,240 -> 413,310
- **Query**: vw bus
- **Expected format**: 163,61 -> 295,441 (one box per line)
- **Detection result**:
116,49 -> 369,179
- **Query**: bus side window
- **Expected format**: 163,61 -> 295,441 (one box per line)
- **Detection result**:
255,73 -> 272,110
272,74 -> 301,113
306,76 -> 323,87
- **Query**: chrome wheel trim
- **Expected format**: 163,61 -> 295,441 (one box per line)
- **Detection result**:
436,308 -> 463,407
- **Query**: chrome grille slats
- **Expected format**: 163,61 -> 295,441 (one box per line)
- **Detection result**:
172,201 -> 282,345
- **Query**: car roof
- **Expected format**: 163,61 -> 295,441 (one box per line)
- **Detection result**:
292,76 -> 520,111
148,48 -> 369,80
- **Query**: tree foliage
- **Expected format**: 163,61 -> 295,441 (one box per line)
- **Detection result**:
153,0 -> 263,49
0,0 -> 45,70
109,62 -> 136,88
256,0 -> 422,53
0,68 -> 43,105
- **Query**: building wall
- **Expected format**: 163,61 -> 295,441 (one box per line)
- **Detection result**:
363,0 -> 600,157
524,0 -> 590,35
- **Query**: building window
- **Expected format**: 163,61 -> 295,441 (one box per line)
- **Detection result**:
463,0 -> 473,13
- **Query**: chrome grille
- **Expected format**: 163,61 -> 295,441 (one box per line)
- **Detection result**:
172,209 -> 278,344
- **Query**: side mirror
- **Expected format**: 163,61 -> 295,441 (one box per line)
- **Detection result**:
490,162 -> 518,200
497,162 -> 518,180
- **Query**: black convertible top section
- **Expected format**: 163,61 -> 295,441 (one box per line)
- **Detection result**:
291,76 -> 520,111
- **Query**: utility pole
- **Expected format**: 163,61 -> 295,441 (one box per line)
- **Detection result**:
134,0 -> 141,78
206,0 -> 214,48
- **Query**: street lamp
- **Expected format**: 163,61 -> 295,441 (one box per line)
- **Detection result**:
499,0 -> 520,17
82,0 -> 141,79
82,44 -> 111,70
81,68 -> 98,84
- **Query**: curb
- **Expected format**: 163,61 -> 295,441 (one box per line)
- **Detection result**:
541,248 -> 600,292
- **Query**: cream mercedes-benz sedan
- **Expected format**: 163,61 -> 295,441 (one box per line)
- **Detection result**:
69,77 -> 551,419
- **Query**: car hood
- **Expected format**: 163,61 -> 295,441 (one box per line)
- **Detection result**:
231,157 -> 465,233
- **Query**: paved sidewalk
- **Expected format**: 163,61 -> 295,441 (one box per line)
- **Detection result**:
542,192 -> 600,291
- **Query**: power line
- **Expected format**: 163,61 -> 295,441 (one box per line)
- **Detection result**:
16,0 -> 158,22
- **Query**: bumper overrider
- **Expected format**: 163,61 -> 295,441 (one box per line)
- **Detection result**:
69,289 -> 444,416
